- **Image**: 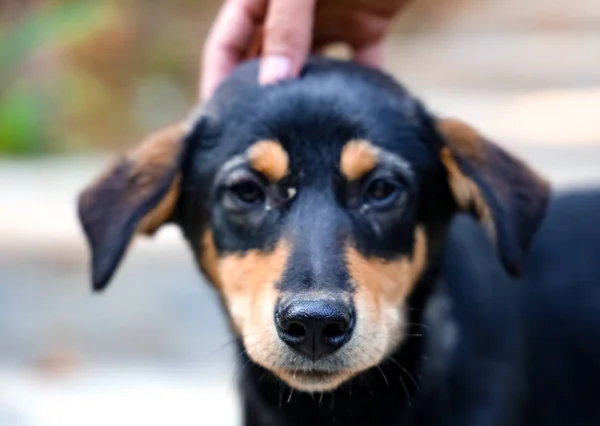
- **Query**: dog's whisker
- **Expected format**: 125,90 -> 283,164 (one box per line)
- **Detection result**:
279,385 -> 285,408
406,322 -> 430,330
360,374 -> 374,398
230,357 -> 254,390
398,372 -> 412,407
376,365 -> 390,388
386,357 -> 420,393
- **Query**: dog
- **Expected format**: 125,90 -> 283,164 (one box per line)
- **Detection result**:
77,57 -> 600,426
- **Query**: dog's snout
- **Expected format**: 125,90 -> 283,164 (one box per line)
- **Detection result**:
276,299 -> 354,360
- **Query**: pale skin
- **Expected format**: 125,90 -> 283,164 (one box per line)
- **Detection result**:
200,0 -> 413,101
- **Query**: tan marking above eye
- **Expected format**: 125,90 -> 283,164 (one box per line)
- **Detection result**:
346,226 -> 428,307
340,139 -> 379,181
247,140 -> 289,182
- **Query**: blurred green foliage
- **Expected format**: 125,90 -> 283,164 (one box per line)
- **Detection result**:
0,1 -> 111,67
0,0 -> 205,157
0,0 -> 443,157
0,1 -> 115,155
0,82 -> 44,154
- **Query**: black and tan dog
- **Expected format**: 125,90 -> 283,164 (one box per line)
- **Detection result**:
78,57 -> 600,426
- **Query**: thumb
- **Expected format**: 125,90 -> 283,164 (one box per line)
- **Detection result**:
259,0 -> 316,85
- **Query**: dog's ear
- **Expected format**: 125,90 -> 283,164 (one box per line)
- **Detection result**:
435,118 -> 550,277
77,123 -> 191,292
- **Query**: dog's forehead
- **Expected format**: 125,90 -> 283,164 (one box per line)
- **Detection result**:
194,59 -> 430,177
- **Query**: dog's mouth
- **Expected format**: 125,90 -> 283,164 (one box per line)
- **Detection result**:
283,369 -> 335,381
277,368 -> 354,392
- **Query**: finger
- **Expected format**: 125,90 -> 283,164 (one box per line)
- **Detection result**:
201,0 -> 267,101
259,0 -> 316,85
243,26 -> 265,60
353,41 -> 384,69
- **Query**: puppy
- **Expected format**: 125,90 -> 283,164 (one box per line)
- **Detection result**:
77,57 -> 600,426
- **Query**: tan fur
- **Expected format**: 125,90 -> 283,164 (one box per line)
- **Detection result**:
247,140 -> 289,182
199,231 -> 289,343
436,118 -> 486,164
78,123 -> 186,238
345,226 -> 428,366
347,226 -> 428,306
436,118 -> 497,242
199,230 -> 221,287
131,124 -> 187,234
440,148 -> 497,243
138,174 -> 181,235
129,123 -> 187,175
277,369 -> 356,392
340,139 -> 379,181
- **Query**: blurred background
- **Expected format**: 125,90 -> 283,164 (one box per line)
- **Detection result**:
1,0 -> 599,425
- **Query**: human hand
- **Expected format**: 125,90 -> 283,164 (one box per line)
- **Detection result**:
200,0 -> 412,100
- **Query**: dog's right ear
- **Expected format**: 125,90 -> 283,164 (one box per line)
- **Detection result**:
77,123 -> 192,292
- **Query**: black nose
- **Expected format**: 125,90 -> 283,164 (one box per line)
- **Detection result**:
275,299 -> 354,360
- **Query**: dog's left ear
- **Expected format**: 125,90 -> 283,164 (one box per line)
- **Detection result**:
435,118 -> 550,277
77,123 -> 191,292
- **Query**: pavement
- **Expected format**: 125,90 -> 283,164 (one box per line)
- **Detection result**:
0,366 -> 241,426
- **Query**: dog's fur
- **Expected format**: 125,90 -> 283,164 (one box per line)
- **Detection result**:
78,57 -> 600,426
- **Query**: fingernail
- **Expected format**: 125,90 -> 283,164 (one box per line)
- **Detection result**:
259,55 -> 291,85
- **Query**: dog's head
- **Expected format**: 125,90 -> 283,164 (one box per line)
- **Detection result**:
78,58 -> 549,392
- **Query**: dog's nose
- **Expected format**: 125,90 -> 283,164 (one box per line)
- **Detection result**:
276,299 -> 354,360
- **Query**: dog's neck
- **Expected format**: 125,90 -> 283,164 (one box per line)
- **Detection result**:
237,252 -> 444,426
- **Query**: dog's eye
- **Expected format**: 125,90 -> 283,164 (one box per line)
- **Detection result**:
229,180 -> 265,205
364,178 -> 401,207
